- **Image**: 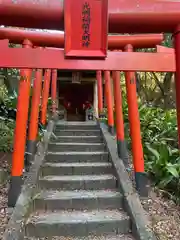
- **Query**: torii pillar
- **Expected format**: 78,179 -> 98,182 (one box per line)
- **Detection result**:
174,26 -> 180,149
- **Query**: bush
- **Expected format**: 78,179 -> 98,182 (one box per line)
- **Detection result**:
0,84 -> 47,152
103,93 -> 180,201
0,85 -> 15,152
138,106 -> 180,199
0,119 -> 15,152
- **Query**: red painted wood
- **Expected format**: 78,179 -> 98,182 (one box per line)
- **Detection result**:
0,1 -> 180,33
107,34 -> 164,50
112,70 -> 125,141
0,38 -> 9,47
28,67 -> 43,141
96,71 -> 103,114
124,44 -> 144,173
64,0 -> 108,58
41,69 -> 51,125
104,70 -> 114,128
12,39 -> 33,177
156,45 -> 174,53
0,47 -> 175,72
51,69 -> 57,114
0,28 -> 164,49
174,25 -> 180,149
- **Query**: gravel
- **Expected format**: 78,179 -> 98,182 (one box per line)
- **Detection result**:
0,182 -> 10,240
126,154 -> 180,240
141,188 -> 180,240
0,154 -> 11,240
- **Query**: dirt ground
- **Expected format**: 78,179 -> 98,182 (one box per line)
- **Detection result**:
0,153 -> 11,239
141,189 -> 180,240
0,182 -> 9,239
127,160 -> 180,240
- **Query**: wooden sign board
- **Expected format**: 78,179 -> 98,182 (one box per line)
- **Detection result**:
64,0 -> 108,59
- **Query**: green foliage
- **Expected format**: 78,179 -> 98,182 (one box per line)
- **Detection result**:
0,84 -> 17,107
0,85 -> 16,152
124,97 -> 180,200
163,33 -> 173,48
103,89 -> 180,201
0,84 -> 8,103
0,84 -> 53,152
136,104 -> 179,193
0,119 -> 15,152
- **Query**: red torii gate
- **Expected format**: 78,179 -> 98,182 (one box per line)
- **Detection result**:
0,27 -> 164,49
0,0 -> 180,33
0,0 -> 178,207
0,28 -> 166,182
3,40 -> 174,207
0,45 -> 174,71
1,39 -> 175,207
156,45 -> 175,54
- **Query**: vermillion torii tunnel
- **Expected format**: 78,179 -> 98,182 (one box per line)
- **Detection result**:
0,0 -> 179,217
1,26 -> 167,208
0,28 -> 164,146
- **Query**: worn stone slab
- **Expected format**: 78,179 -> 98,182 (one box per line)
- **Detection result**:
24,234 -> 134,240
41,162 -> 112,176
55,124 -> 99,131
38,174 -> 117,190
100,123 -> 157,240
50,135 -> 103,143
24,234 -> 134,239
56,121 -> 98,126
34,189 -> 123,211
48,143 -> 106,152
25,210 -> 130,237
46,151 -> 109,163
54,130 -> 102,137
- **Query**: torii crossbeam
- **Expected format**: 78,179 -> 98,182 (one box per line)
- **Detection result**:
0,27 -> 164,49
0,0 -> 180,33
0,40 -> 175,72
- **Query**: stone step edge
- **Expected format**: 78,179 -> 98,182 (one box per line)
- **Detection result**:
47,151 -> 108,155
55,121 -> 98,125
27,209 -> 130,224
42,162 -> 112,167
23,234 -> 134,240
54,129 -> 100,132
48,143 -> 105,146
39,174 -> 116,181
35,189 -> 122,200
52,136 -> 102,138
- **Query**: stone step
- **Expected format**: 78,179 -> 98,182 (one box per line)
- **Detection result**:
25,210 -> 130,237
34,190 -> 123,211
24,234 -> 134,239
41,162 -> 113,176
38,174 -> 117,190
48,143 -> 106,152
46,151 -> 109,163
54,129 -> 102,137
55,123 -> 99,130
50,135 -> 103,143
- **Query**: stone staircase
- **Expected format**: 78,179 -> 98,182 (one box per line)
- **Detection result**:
24,122 -> 134,239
